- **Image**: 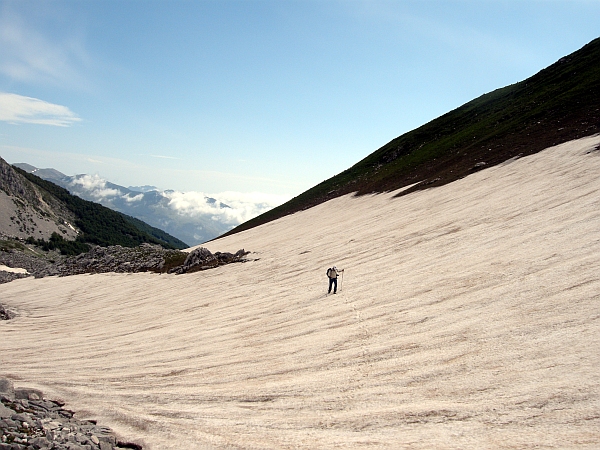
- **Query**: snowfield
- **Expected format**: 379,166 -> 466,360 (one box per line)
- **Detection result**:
1,135 -> 600,449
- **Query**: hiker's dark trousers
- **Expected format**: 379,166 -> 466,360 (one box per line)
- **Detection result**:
328,277 -> 337,293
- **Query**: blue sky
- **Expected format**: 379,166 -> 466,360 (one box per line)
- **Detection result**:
1,0 -> 599,203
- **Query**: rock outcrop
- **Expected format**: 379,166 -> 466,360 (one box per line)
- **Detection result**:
168,247 -> 249,274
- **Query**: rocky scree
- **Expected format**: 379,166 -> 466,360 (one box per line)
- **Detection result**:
1,378 -> 142,450
0,241 -> 250,285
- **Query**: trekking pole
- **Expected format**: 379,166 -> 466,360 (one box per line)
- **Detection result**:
340,270 -> 344,292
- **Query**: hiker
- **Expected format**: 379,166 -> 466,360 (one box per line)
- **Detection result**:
326,266 -> 344,294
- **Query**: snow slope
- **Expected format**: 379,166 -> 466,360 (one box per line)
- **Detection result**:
1,135 -> 599,449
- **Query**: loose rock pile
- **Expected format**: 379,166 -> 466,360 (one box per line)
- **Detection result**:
0,239 -> 59,281
54,244 -> 183,276
0,243 -> 251,284
1,378 -> 141,450
0,272 -> 29,284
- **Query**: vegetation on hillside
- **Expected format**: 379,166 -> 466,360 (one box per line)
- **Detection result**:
13,167 -> 188,251
222,37 -> 600,238
0,239 -> 27,253
26,232 -> 91,255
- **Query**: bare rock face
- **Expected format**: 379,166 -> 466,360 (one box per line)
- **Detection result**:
0,157 -> 80,241
0,157 -> 31,200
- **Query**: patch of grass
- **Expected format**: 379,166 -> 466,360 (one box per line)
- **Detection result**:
160,251 -> 188,273
0,239 -> 26,252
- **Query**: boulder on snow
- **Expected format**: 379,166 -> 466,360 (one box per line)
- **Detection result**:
14,387 -> 44,401
0,377 -> 15,401
0,304 -> 15,320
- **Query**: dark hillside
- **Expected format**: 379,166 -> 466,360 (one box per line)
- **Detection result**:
122,215 -> 189,249
223,37 -> 600,238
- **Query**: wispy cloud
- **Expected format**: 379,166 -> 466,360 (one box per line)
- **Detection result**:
345,2 -> 538,69
211,191 -> 290,224
0,92 -> 81,126
0,4 -> 91,88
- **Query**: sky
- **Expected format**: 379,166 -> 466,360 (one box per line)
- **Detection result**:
1,0 -> 599,208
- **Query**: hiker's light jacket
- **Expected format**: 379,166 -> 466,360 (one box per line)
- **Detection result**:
328,268 -> 342,279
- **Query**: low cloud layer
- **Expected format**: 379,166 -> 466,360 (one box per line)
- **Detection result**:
68,174 -> 289,226
70,174 -> 117,198
164,190 -> 289,225
0,92 -> 81,127
124,193 -> 144,203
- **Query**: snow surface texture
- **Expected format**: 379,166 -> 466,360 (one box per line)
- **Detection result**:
1,135 -> 600,449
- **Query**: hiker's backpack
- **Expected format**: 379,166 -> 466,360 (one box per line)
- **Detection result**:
326,268 -> 334,278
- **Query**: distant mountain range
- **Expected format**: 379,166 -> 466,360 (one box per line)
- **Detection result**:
0,157 -> 188,252
12,164 -> 237,246
226,37 -> 600,237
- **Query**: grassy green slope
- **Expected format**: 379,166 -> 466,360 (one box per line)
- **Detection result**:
13,167 -> 188,250
223,37 -> 600,238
